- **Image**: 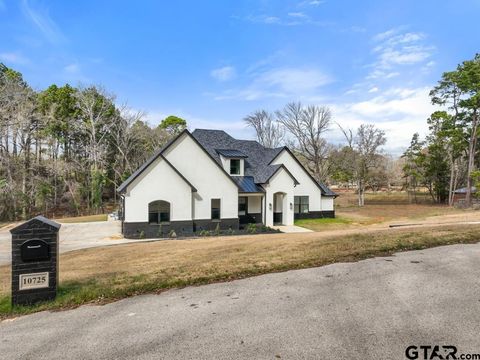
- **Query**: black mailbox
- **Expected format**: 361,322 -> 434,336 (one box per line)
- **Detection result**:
10,216 -> 60,306
20,239 -> 50,262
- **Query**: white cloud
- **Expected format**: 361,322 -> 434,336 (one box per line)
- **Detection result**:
288,12 -> 307,18
213,67 -> 332,101
210,66 -> 236,81
368,87 -> 379,93
21,0 -> 65,44
299,0 -> 326,6
240,12 -> 328,27
329,86 -> 436,154
0,52 -> 29,65
368,28 -> 435,79
64,63 -> 80,74
257,67 -> 331,93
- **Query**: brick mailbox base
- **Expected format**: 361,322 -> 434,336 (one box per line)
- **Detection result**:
10,216 -> 60,306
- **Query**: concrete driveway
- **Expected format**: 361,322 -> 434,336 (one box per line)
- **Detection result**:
0,221 -> 134,266
1,243 -> 479,360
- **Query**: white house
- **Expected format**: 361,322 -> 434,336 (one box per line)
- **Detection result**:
118,129 -> 336,238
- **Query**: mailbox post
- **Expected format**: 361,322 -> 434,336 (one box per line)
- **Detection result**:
10,216 -> 61,306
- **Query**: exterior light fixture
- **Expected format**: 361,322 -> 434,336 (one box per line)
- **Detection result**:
269,203 -> 272,210
290,202 -> 293,210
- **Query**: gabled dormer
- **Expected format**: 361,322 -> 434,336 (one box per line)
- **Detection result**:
216,149 -> 248,176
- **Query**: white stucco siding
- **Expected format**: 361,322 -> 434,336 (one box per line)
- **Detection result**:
164,134 -> 238,220
264,168 -> 295,226
123,157 -> 192,222
321,196 -> 334,211
271,150 -> 323,212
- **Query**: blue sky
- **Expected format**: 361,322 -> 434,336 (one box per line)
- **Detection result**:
1,0 -> 479,153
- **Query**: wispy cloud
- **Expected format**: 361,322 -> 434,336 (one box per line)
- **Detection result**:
21,0 -> 66,44
0,52 -> 30,65
331,86 -> 436,154
367,27 -> 435,79
213,67 -> 332,101
210,66 -> 236,81
299,0 -> 326,6
64,63 -> 80,74
239,12 -> 331,27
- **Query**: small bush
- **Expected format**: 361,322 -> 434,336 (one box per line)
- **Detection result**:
214,223 -> 220,236
247,223 -> 257,234
139,230 -> 145,239
168,229 -> 177,238
199,230 -> 210,237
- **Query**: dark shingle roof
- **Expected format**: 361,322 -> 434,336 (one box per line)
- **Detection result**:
216,149 -> 248,158
118,128 -> 336,197
191,129 -> 284,184
232,176 -> 265,193
191,129 -> 335,196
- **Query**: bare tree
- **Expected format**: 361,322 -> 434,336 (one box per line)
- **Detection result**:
339,123 -> 387,206
276,102 -> 331,182
244,110 -> 285,148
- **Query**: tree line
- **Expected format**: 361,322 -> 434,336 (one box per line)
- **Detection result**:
244,54 -> 480,208
402,54 -> 480,207
3,54 -> 477,221
244,102 -> 389,206
0,63 -> 186,221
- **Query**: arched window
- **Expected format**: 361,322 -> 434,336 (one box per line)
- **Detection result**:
148,200 -> 170,224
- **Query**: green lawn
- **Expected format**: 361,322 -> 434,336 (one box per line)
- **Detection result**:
295,216 -> 353,231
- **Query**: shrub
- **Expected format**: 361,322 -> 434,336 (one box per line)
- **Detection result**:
139,230 -> 145,239
214,223 -> 220,236
168,229 -> 177,238
247,223 -> 257,234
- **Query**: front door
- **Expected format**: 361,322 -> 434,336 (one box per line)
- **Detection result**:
273,192 -> 283,225
239,197 -> 249,224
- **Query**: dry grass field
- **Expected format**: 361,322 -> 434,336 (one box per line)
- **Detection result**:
296,191 -> 466,231
1,191 -> 479,317
2,221 -> 480,317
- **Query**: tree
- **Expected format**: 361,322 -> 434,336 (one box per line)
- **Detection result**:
340,124 -> 387,206
402,133 -> 426,203
244,110 -> 285,148
277,102 -> 332,182
430,54 -> 480,207
159,115 -> 186,135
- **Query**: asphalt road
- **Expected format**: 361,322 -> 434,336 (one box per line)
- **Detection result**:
1,243 -> 480,360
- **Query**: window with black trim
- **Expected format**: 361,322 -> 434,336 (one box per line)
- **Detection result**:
149,200 -> 170,223
230,159 -> 241,175
211,198 -> 221,219
294,196 -> 309,214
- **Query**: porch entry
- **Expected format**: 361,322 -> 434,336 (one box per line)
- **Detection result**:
273,192 -> 286,225
238,195 -> 263,224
